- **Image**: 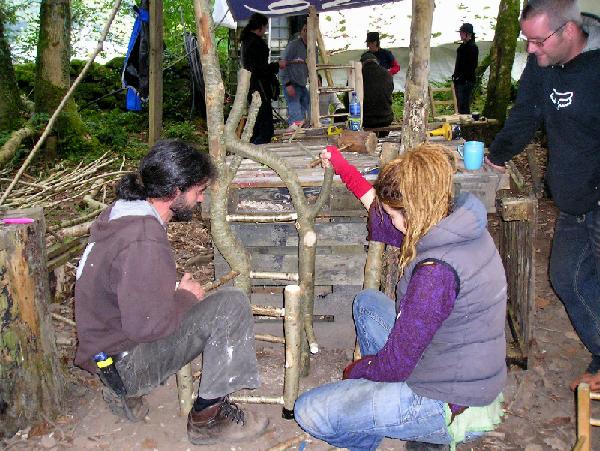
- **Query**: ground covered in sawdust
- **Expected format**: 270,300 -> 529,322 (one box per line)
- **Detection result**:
3,143 -> 600,451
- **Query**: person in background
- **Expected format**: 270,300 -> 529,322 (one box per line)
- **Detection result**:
486,0 -> 600,391
452,23 -> 479,114
74,140 -> 268,446
365,31 -> 400,75
280,22 -> 310,126
361,52 -> 394,135
317,74 -> 345,125
240,13 -> 282,144
294,143 -> 507,451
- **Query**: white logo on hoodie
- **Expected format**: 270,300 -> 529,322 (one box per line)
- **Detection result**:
550,89 -> 573,110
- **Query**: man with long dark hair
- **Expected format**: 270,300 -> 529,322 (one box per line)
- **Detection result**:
74,139 -> 268,445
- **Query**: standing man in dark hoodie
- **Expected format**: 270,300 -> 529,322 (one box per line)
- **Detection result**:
452,23 -> 479,114
240,13 -> 282,144
74,140 -> 268,446
486,0 -> 600,391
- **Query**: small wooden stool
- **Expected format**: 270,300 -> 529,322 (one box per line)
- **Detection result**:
574,382 -> 600,451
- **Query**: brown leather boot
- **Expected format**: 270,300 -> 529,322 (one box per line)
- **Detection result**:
187,397 -> 269,445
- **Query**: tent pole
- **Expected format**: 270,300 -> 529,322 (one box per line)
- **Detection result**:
149,0 -> 164,146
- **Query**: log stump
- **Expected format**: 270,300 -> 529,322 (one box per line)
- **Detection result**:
0,208 -> 66,438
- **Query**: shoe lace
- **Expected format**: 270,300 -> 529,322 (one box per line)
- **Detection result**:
220,399 -> 245,425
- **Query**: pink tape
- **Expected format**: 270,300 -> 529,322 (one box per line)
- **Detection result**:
2,218 -> 35,224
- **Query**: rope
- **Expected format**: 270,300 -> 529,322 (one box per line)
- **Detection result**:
0,0 -> 124,206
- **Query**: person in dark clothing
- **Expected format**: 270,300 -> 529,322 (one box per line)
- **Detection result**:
240,13 -> 281,144
361,52 -> 394,134
486,0 -> 600,391
365,31 -> 400,75
74,140 -> 268,445
452,23 -> 479,114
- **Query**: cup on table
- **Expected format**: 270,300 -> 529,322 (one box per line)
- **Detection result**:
457,141 -> 484,171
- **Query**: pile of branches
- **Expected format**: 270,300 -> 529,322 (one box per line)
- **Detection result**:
0,153 -> 129,273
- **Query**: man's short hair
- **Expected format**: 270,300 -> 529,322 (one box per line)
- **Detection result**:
521,0 -> 582,29
116,139 -> 216,201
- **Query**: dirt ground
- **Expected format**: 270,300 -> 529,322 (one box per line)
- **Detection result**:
2,143 -> 599,451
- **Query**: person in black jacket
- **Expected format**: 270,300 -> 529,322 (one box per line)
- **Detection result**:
452,23 -> 479,114
361,52 -> 394,136
487,0 -> 600,391
240,13 -> 281,144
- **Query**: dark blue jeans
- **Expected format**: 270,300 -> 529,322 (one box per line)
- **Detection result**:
550,209 -> 600,372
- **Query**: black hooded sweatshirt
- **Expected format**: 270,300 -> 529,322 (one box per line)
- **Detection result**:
489,15 -> 600,215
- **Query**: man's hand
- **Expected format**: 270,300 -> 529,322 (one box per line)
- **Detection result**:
484,156 -> 506,173
178,272 -> 205,301
286,84 -> 296,98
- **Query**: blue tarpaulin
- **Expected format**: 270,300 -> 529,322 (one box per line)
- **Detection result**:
226,0 -> 395,21
122,1 -> 150,111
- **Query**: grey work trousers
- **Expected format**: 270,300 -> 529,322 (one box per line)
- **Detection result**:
115,287 -> 260,399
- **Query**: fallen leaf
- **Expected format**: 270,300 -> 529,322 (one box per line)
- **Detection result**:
142,438 -> 158,449
547,416 -> 571,426
536,297 -> 551,309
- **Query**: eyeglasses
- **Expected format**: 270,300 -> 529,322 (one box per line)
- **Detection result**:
521,22 -> 567,48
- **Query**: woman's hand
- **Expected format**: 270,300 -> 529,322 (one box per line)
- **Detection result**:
319,149 -> 332,169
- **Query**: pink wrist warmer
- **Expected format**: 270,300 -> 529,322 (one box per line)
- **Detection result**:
327,145 -> 372,199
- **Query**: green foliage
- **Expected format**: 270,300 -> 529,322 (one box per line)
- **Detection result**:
163,120 -> 198,142
391,92 -> 404,122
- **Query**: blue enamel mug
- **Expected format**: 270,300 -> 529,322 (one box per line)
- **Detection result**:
457,141 -> 484,171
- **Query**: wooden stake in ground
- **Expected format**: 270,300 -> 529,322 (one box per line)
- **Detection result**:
0,208 -> 66,437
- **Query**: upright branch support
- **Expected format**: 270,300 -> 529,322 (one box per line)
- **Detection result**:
282,285 -> 302,417
149,0 -> 164,145
307,7 -> 320,128
400,0 -> 434,154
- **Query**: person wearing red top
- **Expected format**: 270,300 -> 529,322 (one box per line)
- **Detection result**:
365,31 -> 401,75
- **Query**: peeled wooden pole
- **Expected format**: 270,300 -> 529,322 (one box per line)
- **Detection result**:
176,362 -> 194,416
282,285 -> 302,418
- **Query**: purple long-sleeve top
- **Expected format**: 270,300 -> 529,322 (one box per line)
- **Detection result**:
347,204 -> 459,382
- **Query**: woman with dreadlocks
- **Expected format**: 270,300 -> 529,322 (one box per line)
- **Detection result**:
294,144 -> 506,451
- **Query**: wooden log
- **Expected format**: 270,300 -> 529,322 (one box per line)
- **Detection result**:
307,6 -> 320,128
336,130 -> 377,154
0,208 -> 66,437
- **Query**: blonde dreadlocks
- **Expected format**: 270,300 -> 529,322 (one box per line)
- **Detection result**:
373,143 -> 456,275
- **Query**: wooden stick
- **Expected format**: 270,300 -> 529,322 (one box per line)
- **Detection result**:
252,305 -> 285,317
255,333 -> 285,344
51,312 -> 76,327
201,270 -> 239,292
176,363 -> 194,416
228,395 -> 283,405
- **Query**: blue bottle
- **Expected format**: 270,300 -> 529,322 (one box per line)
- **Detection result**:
348,91 -> 361,131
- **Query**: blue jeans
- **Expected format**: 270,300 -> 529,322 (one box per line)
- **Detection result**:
550,209 -> 600,372
294,289 -> 452,451
284,84 -> 310,124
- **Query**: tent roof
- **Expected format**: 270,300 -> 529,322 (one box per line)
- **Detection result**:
226,0 -> 402,21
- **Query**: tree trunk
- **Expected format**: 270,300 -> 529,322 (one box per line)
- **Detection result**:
483,0 -> 521,124
34,0 -> 85,158
0,208 -> 66,439
0,5 -> 24,131
399,0 -> 434,154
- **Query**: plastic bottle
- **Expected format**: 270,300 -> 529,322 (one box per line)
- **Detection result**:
348,91 -> 361,131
